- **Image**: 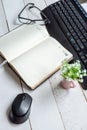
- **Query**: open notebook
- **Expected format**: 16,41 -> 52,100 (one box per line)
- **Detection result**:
0,24 -> 73,89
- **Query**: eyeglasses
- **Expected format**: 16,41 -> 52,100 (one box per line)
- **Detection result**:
18,3 -> 50,25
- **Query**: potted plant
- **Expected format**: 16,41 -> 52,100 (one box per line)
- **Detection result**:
60,60 -> 87,89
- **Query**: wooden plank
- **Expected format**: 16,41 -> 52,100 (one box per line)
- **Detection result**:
2,0 -> 27,30
22,80 -> 65,130
22,1 -> 66,129
50,70 -> 87,130
0,62 -> 31,130
0,0 -> 8,36
0,0 -> 31,129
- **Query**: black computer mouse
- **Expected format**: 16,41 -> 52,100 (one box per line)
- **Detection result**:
9,93 -> 32,124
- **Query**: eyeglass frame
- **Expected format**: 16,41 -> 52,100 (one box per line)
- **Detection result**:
18,3 -> 50,25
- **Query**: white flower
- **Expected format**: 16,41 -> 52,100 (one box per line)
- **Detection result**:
80,75 -> 83,78
83,69 -> 86,73
61,60 -> 86,83
77,60 -> 80,63
80,79 -> 83,83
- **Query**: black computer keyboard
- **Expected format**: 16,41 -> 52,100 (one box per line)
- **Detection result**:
42,0 -> 87,89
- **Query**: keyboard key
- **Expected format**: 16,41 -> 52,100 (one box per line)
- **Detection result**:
83,60 -> 87,65
77,39 -> 85,49
78,52 -> 84,56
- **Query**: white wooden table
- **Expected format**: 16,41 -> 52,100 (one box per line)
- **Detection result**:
0,0 -> 87,130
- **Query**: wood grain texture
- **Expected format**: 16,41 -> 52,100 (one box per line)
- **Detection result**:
50,70 -> 87,130
0,0 -> 8,36
23,80 -> 65,130
0,64 -> 26,130
2,0 -> 27,30
0,0 -> 31,129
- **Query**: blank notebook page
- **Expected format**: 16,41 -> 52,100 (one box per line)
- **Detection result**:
10,37 -> 72,89
0,24 -> 48,61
